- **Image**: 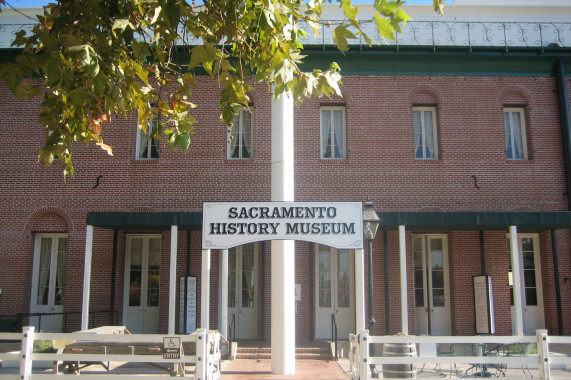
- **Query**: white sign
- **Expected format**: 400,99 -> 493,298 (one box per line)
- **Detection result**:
474,275 -> 495,335
179,277 -> 196,334
202,202 -> 364,250
163,337 -> 181,359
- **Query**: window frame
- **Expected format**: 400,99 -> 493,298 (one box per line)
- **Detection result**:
320,106 -> 347,160
135,116 -> 160,160
504,107 -> 529,160
227,108 -> 254,160
412,106 -> 439,160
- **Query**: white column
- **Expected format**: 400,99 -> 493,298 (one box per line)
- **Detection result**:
220,249 -> 229,338
509,225 -> 525,336
399,225 -> 408,335
201,249 -> 211,330
355,249 -> 366,333
271,88 -> 295,374
81,225 -> 93,330
168,225 -> 178,335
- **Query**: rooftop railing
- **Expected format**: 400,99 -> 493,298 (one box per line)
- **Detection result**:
1,20 -> 570,51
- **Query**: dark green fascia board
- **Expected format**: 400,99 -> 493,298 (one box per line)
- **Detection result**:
377,211 -> 571,231
86,210 -> 571,232
3,44 -> 571,76
87,211 -> 203,231
299,45 -> 571,76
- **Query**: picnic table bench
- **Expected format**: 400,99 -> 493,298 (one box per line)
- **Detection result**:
53,326 -> 197,376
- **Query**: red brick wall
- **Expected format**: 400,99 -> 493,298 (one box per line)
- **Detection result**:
1,73 -> 571,337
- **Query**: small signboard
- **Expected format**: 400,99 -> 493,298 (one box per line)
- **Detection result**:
163,337 -> 181,359
474,275 -> 495,335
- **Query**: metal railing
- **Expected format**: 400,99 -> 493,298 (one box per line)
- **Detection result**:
331,313 -> 338,361
1,21 -> 570,50
15,310 -> 118,333
228,313 -> 235,344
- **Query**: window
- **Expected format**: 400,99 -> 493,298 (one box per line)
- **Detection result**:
504,107 -> 528,160
320,107 -> 346,159
413,106 -> 438,159
228,109 -> 253,159
136,117 -> 159,160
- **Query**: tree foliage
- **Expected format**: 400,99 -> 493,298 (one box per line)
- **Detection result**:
0,0 -> 443,177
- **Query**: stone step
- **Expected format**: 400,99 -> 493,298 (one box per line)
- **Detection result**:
235,345 -> 333,360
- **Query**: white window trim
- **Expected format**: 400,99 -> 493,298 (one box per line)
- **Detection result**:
227,109 -> 254,160
320,106 -> 347,159
136,117 -> 159,160
504,107 -> 528,160
413,106 -> 439,160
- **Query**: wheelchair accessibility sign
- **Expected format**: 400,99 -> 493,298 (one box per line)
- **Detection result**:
163,337 -> 181,359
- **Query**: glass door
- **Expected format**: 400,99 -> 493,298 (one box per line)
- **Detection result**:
315,246 -> 355,340
413,235 -> 450,336
123,235 -> 161,333
30,234 -> 67,332
228,243 -> 258,339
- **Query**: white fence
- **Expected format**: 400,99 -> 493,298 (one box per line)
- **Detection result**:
349,329 -> 571,380
0,327 -> 221,380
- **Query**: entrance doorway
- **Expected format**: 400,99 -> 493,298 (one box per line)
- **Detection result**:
123,235 -> 161,333
413,234 -> 451,336
30,234 -> 67,332
228,243 -> 258,339
508,234 -> 544,335
315,246 -> 355,340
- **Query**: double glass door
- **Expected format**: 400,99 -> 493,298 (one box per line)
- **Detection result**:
30,234 -> 67,332
315,246 -> 355,340
508,234 -> 544,335
413,235 -> 451,336
228,244 -> 258,339
123,235 -> 161,333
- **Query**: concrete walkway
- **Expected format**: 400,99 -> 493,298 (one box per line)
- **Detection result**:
220,359 -> 349,379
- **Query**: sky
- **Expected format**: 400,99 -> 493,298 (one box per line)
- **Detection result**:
10,0 -> 453,7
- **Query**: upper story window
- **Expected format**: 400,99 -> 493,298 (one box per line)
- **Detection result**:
136,117 -> 159,160
228,109 -> 253,159
320,107 -> 346,159
413,106 -> 438,160
504,107 -> 528,160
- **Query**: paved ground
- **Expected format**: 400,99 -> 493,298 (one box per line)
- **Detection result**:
220,358 -> 349,379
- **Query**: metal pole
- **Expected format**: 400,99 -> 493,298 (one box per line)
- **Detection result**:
367,239 -> 375,334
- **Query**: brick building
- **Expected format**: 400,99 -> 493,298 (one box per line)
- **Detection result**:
1,0 -> 571,347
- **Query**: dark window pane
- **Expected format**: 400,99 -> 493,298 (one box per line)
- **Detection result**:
414,270 -> 424,287
432,289 -> 445,307
525,288 -> 537,306
432,271 -> 444,289
524,270 -> 536,287
415,289 -> 424,307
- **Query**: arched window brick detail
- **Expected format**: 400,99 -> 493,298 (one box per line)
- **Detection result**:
499,86 -> 531,105
25,207 -> 73,234
408,85 -> 443,106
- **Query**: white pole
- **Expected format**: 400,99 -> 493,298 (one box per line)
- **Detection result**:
399,225 -> 408,334
220,249 -> 229,338
201,249 -> 211,330
81,225 -> 93,330
169,225 -> 178,335
355,249 -> 366,332
271,87 -> 295,374
509,225 -> 525,336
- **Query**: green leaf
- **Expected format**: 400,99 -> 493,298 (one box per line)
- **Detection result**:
374,13 -> 397,40
333,24 -> 356,52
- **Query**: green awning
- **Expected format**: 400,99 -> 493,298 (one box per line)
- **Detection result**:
377,211 -> 571,231
86,210 -> 571,232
